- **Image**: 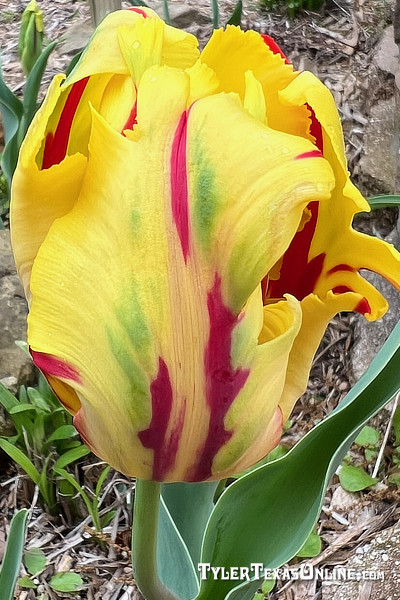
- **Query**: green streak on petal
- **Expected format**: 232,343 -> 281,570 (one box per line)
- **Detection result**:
106,325 -> 151,426
131,209 -> 142,233
192,142 -> 218,250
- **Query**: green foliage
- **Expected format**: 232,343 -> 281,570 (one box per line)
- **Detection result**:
259,0 -> 324,18
367,195 -> 400,210
296,530 -> 322,558
393,406 -> 400,446
0,40 -> 57,194
49,572 -> 83,593
0,509 -> 29,600
354,425 -> 380,448
0,375 -> 90,513
18,1 -> 44,75
54,465 -> 112,531
338,465 -> 378,492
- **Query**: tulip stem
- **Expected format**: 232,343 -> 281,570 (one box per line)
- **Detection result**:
132,479 -> 180,600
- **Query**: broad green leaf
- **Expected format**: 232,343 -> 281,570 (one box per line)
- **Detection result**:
47,425 -> 78,443
53,444 -> 90,470
17,576 -> 36,589
227,0 -> 242,25
157,497 -> 199,600
24,547 -> 46,576
195,318 -> 400,600
49,572 -> 83,593
0,509 -> 29,600
0,438 -> 41,485
296,531 -> 321,558
338,465 -> 378,492
354,425 -> 380,448
161,482 -> 218,568
367,195 -> 400,210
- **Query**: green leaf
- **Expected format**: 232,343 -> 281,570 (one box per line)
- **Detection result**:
27,388 -> 51,413
0,509 -> 29,600
127,0 -> 149,6
296,531 -> 322,558
24,547 -> 46,576
195,317 -> 400,600
47,425 -> 78,443
20,41 -> 57,140
53,444 -> 90,470
338,465 -> 378,492
0,438 -> 41,485
157,497 -> 199,600
212,0 -> 220,28
393,407 -> 400,446
261,578 -> 276,594
9,403 -> 37,415
367,195 -> 400,210
354,425 -> 380,448
365,448 -> 377,463
17,576 -> 36,589
161,482 -> 218,567
0,382 -> 20,413
226,0 -> 242,25
49,572 -> 83,593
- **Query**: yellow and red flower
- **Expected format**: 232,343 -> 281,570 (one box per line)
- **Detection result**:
11,8 -> 400,481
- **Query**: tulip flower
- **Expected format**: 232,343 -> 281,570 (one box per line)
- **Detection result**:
11,8 -> 400,483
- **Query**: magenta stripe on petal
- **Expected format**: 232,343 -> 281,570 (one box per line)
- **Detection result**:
30,350 -> 82,383
188,276 -> 250,481
171,112 -> 190,262
138,358 -> 184,481
296,150 -> 323,160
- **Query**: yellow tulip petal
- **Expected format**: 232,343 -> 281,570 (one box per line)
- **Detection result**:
66,8 -> 198,86
200,26 -> 311,139
279,291 -> 362,420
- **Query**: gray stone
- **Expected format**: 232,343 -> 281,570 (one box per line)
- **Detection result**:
374,25 -> 400,89
359,97 -> 398,195
0,230 -> 34,391
321,523 -> 400,600
144,1 -> 211,28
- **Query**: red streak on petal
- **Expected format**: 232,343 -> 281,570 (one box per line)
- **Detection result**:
260,34 -> 291,65
332,286 -> 352,294
121,101 -> 137,135
331,287 -> 372,315
296,150 -> 323,160
356,298 -> 372,315
138,358 -> 184,481
171,112 -> 190,261
127,7 -> 148,17
188,276 -> 250,482
328,264 -> 355,274
267,202 -> 326,301
306,103 -> 323,153
42,77 -> 90,170
30,350 -> 82,383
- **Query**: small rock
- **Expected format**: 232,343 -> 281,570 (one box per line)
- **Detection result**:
374,26 -> 400,89
359,97 -> 398,194
0,230 -> 35,389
